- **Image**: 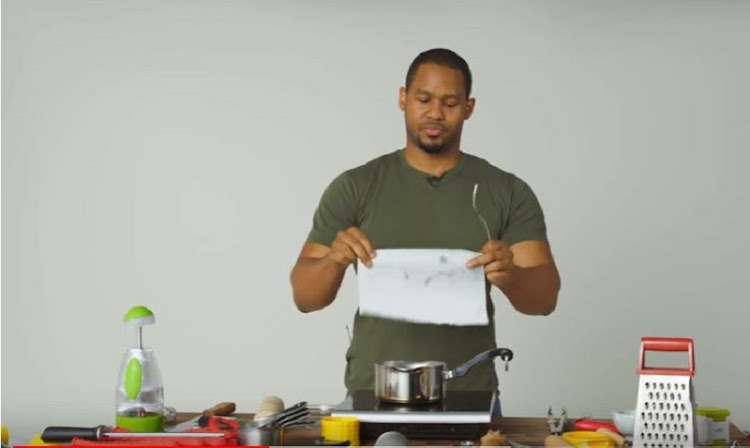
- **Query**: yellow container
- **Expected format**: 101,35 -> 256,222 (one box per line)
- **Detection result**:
562,431 -> 615,448
321,416 -> 360,447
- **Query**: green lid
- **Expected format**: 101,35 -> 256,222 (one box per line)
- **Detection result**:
696,406 -> 731,420
123,305 -> 155,327
115,413 -> 164,432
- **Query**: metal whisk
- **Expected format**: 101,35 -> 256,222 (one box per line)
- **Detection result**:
472,183 -> 492,241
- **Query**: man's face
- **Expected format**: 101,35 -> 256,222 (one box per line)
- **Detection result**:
400,63 -> 475,154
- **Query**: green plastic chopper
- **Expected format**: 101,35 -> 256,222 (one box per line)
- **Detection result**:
115,306 -> 165,432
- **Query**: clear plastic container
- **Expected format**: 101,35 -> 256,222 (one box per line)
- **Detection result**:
115,348 -> 164,432
696,406 -> 731,446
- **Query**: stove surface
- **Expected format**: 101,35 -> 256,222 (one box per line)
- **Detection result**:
331,389 -> 496,424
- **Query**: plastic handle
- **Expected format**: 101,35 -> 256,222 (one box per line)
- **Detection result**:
124,358 -> 142,399
202,401 -> 236,417
447,347 -> 513,379
41,426 -> 105,443
196,401 -> 237,426
637,337 -> 694,376
574,419 -> 621,434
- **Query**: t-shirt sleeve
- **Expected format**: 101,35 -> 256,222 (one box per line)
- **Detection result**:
306,171 -> 360,247
501,177 -> 548,246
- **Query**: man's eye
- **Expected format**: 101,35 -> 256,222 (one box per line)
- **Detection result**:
445,102 -> 458,107
417,98 -> 429,103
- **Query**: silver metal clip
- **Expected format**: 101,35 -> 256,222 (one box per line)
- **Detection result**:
547,406 -> 567,435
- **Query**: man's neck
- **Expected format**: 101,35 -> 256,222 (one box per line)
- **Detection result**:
403,145 -> 462,178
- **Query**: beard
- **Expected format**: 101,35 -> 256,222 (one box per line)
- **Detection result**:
417,138 -> 448,154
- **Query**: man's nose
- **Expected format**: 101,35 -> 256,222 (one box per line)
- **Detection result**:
425,100 -> 445,120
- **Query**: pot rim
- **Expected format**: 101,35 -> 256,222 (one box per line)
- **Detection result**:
377,360 -> 446,371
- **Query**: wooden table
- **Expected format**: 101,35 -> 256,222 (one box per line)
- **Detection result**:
175,413 -> 750,446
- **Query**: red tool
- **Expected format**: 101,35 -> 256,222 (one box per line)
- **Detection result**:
573,419 -> 621,435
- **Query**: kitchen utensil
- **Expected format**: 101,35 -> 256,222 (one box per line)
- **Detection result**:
321,416 -> 359,447
239,417 -> 281,446
272,401 -> 310,427
238,402 -> 311,446
573,419 -> 619,435
165,401 -> 235,432
115,305 -> 164,432
472,183 -> 492,241
238,417 -> 314,446
561,431 -> 614,448
595,428 -> 625,447
374,431 -> 408,446
41,425 -> 225,443
258,395 -> 285,414
547,407 -> 567,435
632,337 -> 696,448
611,410 -> 634,436
374,347 -> 513,404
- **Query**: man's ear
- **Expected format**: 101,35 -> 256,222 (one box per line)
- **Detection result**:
399,87 -> 407,111
465,97 -> 476,119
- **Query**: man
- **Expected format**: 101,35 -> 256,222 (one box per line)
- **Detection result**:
290,48 -> 560,411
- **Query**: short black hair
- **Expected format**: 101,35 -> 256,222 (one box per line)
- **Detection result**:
405,48 -> 473,98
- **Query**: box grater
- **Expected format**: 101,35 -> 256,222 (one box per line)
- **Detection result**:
633,337 -> 696,448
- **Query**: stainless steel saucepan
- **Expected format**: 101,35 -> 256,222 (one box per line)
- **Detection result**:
374,347 -> 513,404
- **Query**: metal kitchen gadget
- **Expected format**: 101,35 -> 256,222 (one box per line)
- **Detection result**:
165,401 -> 236,432
115,305 -> 165,432
374,347 -> 513,404
238,402 -> 312,446
633,337 -> 697,448
41,425 -> 225,443
547,407 -> 567,435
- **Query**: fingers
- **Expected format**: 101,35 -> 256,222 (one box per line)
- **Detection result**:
328,227 -> 376,268
466,240 -> 512,269
345,227 -> 376,258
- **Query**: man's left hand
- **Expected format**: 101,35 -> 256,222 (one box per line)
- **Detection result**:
466,240 -> 514,288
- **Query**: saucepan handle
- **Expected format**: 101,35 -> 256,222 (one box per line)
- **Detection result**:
444,347 -> 513,380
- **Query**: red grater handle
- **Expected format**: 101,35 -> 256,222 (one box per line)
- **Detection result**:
637,337 -> 694,376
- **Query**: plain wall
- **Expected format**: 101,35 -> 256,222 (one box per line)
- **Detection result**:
3,0 -> 749,442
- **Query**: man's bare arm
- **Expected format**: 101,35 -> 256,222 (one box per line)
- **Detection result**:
501,240 -> 560,315
467,240 -> 560,316
290,243 -> 347,313
290,228 -> 376,313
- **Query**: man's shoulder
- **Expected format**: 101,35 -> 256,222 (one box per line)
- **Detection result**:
340,150 -> 400,182
463,152 -> 521,184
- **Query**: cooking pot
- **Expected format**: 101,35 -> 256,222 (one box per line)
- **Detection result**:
374,347 -> 513,404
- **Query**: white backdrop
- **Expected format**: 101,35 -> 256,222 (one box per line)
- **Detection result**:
3,0 -> 749,442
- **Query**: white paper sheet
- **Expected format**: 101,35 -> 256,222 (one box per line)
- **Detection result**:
357,248 -> 488,326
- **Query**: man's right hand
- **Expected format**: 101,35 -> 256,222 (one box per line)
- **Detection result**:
326,227 -> 376,268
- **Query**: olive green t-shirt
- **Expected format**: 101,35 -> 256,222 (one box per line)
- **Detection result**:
307,149 -> 548,393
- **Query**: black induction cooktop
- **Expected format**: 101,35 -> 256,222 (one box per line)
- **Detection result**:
332,389 -> 495,423
331,390 -> 495,440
